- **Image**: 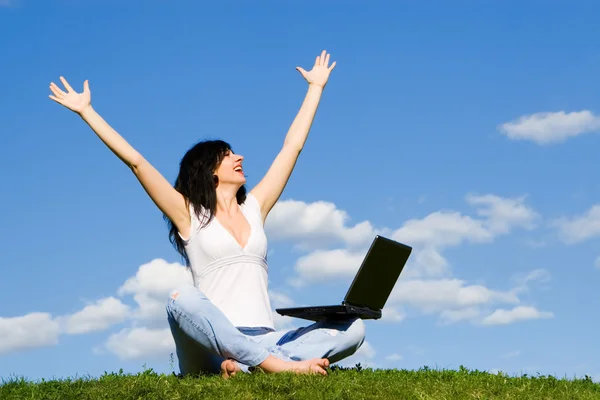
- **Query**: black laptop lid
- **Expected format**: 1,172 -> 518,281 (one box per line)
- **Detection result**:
343,236 -> 412,310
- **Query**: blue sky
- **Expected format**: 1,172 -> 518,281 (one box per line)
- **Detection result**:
2,0 -> 600,382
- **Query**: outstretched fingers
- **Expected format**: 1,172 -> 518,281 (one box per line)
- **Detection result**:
49,82 -> 66,98
48,83 -> 66,105
59,76 -> 74,93
316,50 -> 336,71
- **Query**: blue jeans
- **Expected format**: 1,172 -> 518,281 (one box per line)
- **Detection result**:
166,283 -> 366,375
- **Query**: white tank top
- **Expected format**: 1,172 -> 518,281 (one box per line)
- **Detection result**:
178,193 -> 274,329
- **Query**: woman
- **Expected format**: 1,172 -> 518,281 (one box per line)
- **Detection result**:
49,50 -> 365,377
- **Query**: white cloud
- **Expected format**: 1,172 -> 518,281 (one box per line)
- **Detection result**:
0,259 -> 189,358
117,259 -> 192,326
439,307 -> 482,325
380,307 -> 406,323
291,242 -> 449,286
95,260 -> 187,359
392,211 -> 492,248
499,110 -> 600,144
118,258 -> 192,299
555,205 -> 600,244
393,194 -> 537,278
59,297 -> 130,335
0,313 -> 60,355
466,194 -> 539,234
269,195 -> 550,326
284,193 -> 539,287
292,248 -> 366,285
266,199 -> 377,249
389,279 -> 519,313
405,246 -> 450,278
482,306 -> 554,325
105,327 -> 174,361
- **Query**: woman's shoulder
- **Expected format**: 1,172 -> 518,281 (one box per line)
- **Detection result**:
243,192 -> 262,216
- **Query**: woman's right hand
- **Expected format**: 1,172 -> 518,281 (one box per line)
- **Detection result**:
49,76 -> 91,114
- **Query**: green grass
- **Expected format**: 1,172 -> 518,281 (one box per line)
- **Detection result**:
2,365 -> 599,400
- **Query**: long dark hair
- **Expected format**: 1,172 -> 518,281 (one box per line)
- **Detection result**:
164,139 -> 247,265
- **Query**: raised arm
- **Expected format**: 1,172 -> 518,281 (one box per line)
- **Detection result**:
251,50 -> 336,221
49,77 -> 191,237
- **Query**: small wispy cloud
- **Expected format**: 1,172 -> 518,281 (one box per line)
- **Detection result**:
511,268 -> 551,294
482,306 -> 553,325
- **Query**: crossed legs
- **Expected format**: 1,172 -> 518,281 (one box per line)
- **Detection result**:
166,284 -> 366,376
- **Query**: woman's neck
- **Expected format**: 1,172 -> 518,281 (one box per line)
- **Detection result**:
215,185 -> 241,215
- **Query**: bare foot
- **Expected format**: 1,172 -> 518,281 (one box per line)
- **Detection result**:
256,355 -> 330,376
221,359 -> 241,379
287,358 -> 330,376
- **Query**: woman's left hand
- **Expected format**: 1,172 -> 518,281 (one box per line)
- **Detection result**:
296,50 -> 336,88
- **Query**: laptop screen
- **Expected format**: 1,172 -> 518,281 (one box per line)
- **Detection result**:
343,236 -> 412,310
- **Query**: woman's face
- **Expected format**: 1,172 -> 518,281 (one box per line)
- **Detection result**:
215,150 -> 246,186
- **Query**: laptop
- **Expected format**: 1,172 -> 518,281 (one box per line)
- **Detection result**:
275,235 -> 412,322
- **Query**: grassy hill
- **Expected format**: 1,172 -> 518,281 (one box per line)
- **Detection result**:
2,365 -> 599,399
